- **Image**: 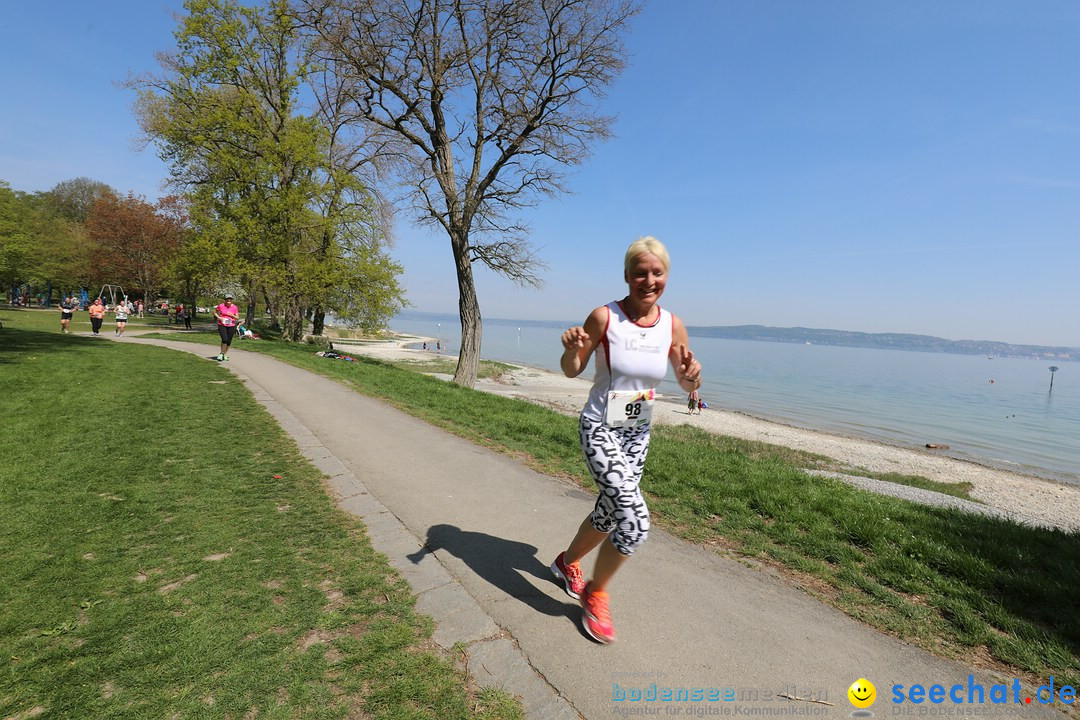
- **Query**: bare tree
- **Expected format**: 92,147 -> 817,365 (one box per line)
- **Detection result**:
301,0 -> 638,386
46,178 -> 117,224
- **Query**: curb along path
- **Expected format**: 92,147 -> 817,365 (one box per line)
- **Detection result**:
122,339 -> 1060,720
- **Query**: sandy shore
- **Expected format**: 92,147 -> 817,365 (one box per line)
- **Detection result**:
333,334 -> 1080,534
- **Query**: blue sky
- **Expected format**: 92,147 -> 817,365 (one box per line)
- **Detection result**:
3,1 -> 1079,347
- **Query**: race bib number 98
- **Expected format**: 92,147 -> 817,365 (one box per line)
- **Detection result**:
605,390 -> 655,428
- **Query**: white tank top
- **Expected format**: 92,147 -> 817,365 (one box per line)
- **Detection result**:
582,301 -> 673,422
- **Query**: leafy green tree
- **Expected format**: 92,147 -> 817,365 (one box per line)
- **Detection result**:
301,0 -> 638,385
0,182 -> 88,303
131,0 -> 404,340
327,245 -> 406,333
0,183 -> 36,298
39,178 -> 117,294
159,195 -> 220,315
30,217 -> 90,297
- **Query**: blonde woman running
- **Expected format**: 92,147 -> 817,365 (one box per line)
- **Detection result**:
551,236 -> 702,644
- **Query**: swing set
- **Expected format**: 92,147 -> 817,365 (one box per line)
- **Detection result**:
97,284 -> 128,308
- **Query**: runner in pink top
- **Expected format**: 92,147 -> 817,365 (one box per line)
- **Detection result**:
214,293 -> 241,361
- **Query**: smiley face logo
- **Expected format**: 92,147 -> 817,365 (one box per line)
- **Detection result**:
848,678 -> 876,709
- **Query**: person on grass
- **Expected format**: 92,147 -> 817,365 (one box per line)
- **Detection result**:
88,297 -> 106,335
59,296 -> 76,333
214,294 -> 241,361
550,236 -> 703,644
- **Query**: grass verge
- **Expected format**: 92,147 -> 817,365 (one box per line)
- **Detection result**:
383,356 -> 517,381
128,319 -> 1080,693
0,313 -> 521,720
859,471 -> 976,500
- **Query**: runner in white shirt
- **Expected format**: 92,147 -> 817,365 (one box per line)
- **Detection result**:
113,299 -> 129,336
550,236 -> 703,644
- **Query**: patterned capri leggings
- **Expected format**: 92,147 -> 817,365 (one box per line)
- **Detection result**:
579,414 -> 652,555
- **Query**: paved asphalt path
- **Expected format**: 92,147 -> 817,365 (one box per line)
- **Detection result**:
124,337 -> 1059,720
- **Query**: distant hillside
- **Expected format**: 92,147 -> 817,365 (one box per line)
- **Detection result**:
685,325 -> 1079,362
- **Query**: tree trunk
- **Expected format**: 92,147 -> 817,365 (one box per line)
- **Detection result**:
312,307 -> 325,336
283,294 -> 305,341
451,233 -> 481,387
243,279 -> 258,327
263,287 -> 281,331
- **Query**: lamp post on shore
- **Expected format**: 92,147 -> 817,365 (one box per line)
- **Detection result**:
1049,366 -> 1059,394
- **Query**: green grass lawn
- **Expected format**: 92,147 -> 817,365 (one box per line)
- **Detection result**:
0,308 -> 521,720
124,314 -> 1079,695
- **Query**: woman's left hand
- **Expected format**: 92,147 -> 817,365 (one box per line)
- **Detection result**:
676,345 -> 701,384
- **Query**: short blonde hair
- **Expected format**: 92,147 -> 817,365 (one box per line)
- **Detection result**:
624,236 -> 670,273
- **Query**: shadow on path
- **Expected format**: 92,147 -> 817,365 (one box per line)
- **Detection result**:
408,524 -> 579,623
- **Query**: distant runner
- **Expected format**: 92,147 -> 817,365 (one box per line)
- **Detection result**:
59,295 -> 76,333
88,298 -> 106,335
113,298 -> 129,336
214,293 -> 241,361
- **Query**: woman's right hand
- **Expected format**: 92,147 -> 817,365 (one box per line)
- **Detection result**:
561,307 -> 605,378
560,325 -> 592,378
561,326 -> 589,351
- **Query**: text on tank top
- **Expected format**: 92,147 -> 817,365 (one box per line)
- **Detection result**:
581,301 -> 673,423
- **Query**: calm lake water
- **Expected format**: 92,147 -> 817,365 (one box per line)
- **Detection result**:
387,311 -> 1080,486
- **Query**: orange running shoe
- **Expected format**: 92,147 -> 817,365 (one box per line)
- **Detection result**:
580,583 -> 616,644
551,552 -> 585,599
